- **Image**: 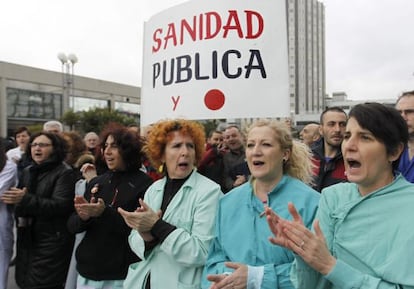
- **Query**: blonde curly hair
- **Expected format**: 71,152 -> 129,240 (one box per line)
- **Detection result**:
143,119 -> 206,170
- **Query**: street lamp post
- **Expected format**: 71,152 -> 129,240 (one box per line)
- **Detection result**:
57,53 -> 78,113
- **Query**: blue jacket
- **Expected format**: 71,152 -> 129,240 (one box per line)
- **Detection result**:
124,170 -> 222,289
398,147 -> 414,183
202,175 -> 320,289
291,174 -> 414,289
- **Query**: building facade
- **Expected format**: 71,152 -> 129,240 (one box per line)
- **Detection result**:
287,0 -> 326,125
0,61 -> 140,136
326,92 -> 396,115
1,0 -> 327,136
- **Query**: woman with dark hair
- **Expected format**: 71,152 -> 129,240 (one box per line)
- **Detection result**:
62,131 -> 95,180
2,132 -> 76,289
67,123 -> 153,289
266,103 -> 414,288
62,132 -> 95,289
118,119 -> 222,289
6,126 -> 31,164
0,138 -> 18,289
8,127 -> 33,184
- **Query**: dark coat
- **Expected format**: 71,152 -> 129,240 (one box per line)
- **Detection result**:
198,145 -> 224,188
15,161 -> 76,289
67,169 -> 153,281
311,139 -> 347,192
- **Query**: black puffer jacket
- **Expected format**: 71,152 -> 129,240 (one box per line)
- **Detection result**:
15,161 -> 76,289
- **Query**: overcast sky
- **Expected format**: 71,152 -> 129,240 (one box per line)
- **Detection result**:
1,0 -> 413,100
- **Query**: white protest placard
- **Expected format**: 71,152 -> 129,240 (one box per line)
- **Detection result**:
140,0 -> 289,126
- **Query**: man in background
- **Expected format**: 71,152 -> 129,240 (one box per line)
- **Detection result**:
222,125 -> 248,193
198,130 -> 225,187
396,90 -> 414,182
299,123 -> 321,147
43,120 -> 63,134
83,132 -> 100,154
311,107 -> 348,192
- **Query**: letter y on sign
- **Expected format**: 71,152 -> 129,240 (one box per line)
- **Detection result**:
171,95 -> 181,111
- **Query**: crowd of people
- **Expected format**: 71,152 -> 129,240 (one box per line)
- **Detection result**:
1,93 -> 414,289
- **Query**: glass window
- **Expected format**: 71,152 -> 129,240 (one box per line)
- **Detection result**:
115,102 -> 140,121
7,88 -> 62,119
71,96 -> 108,112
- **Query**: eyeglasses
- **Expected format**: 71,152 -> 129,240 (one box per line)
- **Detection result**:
31,143 -> 52,148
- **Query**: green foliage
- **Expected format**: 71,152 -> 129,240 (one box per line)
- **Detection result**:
60,109 -> 78,130
27,124 -> 43,134
60,107 -> 137,134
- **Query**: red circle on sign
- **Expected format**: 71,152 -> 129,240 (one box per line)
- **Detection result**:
204,89 -> 225,110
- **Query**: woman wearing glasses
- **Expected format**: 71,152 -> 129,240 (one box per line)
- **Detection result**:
67,123 -> 153,289
2,132 -> 76,289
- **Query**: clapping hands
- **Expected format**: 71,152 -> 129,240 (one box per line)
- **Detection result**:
265,202 -> 336,275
